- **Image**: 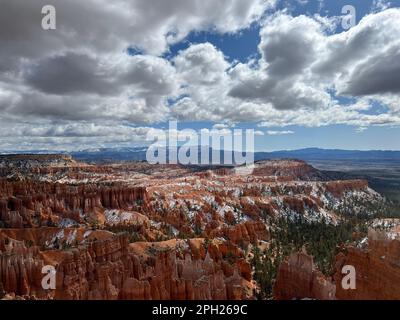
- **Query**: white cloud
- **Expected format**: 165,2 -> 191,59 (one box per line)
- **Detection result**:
266,130 -> 294,135
0,2 -> 400,150
174,43 -> 230,85
212,123 -> 230,130
372,0 -> 392,12
227,9 -> 400,126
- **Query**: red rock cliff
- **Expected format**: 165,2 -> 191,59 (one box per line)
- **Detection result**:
274,252 -> 336,300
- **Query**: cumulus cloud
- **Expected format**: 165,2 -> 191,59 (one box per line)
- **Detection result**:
174,43 -> 230,85
0,120 -> 211,151
0,0 -> 276,59
24,53 -> 116,96
228,13 -> 334,110
227,9 -> 400,125
0,0 -> 275,122
0,120 -> 155,151
0,1 -> 400,150
340,45 -> 400,96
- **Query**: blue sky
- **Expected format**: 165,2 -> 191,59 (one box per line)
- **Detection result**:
165,0 -> 392,61
1,0 -> 400,152
154,0 -> 400,151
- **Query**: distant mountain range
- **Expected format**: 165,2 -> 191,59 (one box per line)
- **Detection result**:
253,148 -> 400,161
71,147 -> 148,162
2,147 -> 400,163
71,147 -> 400,163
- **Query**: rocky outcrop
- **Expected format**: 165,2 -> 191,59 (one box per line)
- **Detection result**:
274,228 -> 400,300
251,160 -> 328,181
0,238 -> 46,298
120,252 -> 245,300
0,179 -> 149,227
334,230 -> 400,300
222,221 -> 269,245
274,252 -> 336,300
0,230 -> 252,300
325,180 -> 369,198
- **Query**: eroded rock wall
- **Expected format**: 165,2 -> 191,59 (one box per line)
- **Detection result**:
274,252 -> 336,300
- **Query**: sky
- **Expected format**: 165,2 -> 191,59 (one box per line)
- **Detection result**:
0,0 -> 400,152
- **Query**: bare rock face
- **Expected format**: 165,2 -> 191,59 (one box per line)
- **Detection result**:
0,238 -> 45,298
122,240 -> 253,300
0,280 -> 5,298
325,180 -> 369,198
222,221 -> 269,245
0,230 -> 253,300
274,252 -> 336,300
52,233 -> 128,300
251,160 -> 328,181
274,227 -> 400,301
0,179 -> 149,228
334,230 -> 400,300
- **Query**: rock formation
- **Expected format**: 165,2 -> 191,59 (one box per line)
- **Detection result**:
274,227 -> 400,300
0,230 -> 253,300
274,252 -> 336,300
334,229 -> 400,300
0,156 -> 388,300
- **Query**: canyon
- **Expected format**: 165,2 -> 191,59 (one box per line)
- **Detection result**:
0,154 -> 397,300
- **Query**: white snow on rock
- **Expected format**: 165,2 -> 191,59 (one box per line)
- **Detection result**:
105,209 -> 134,225
58,218 -> 78,228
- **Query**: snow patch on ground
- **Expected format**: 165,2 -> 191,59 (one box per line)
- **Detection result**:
58,218 -> 78,228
